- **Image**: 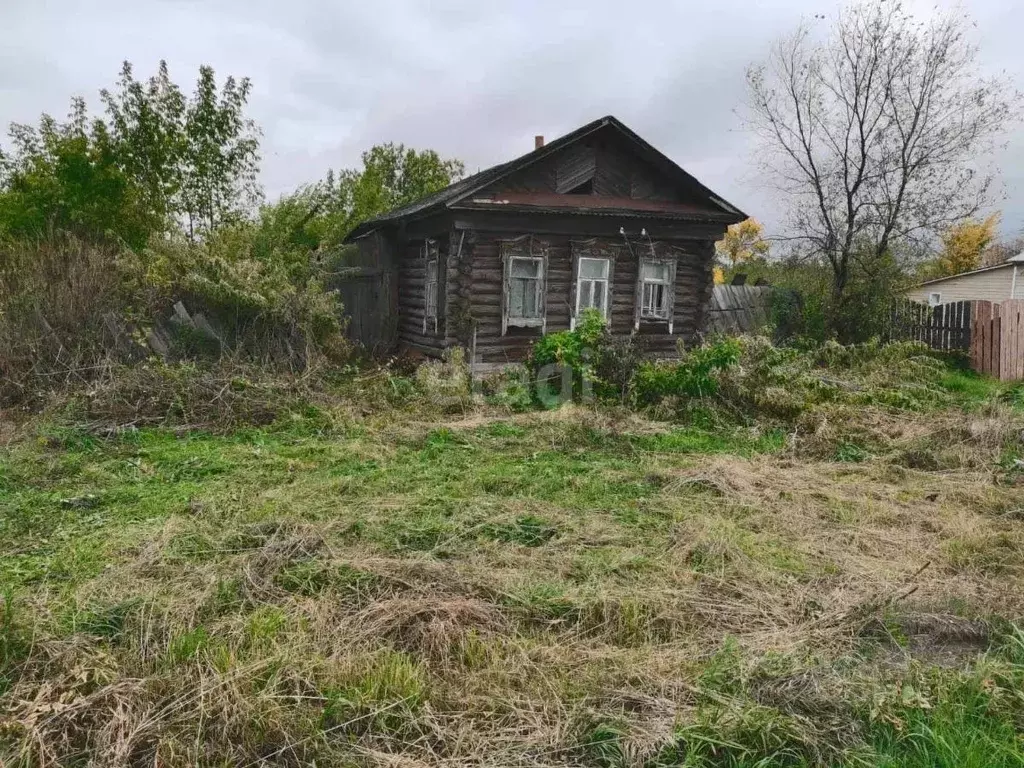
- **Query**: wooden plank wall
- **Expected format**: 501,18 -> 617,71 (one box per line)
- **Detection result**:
331,233 -> 398,352
705,285 -> 773,335
396,236 -> 450,355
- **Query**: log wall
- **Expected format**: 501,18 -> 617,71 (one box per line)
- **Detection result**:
462,230 -> 715,363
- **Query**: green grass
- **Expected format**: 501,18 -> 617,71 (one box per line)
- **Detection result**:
2,400 -> 1023,766
0,417 -> 779,591
937,369 -> 1005,405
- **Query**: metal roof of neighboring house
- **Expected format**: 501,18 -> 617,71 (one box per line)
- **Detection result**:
345,115 -> 747,241
912,258 -> 1021,288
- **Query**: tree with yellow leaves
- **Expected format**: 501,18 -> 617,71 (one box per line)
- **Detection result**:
715,218 -> 769,270
935,214 -> 1000,277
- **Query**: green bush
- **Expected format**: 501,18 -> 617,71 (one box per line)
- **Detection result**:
528,309 -> 606,385
137,235 -> 348,364
0,230 -> 350,406
527,309 -> 641,402
525,317 -> 991,426
631,338 -> 741,405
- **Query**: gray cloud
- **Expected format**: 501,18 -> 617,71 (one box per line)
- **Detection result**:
1,0 -> 1021,239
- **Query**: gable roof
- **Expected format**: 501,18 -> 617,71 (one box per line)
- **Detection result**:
345,115 -> 747,241
913,256 -> 1022,288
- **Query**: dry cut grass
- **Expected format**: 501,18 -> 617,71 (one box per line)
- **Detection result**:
1,396 -> 1023,766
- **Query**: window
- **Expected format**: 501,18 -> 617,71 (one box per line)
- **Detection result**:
640,260 -> 672,320
928,292 -> 942,307
575,257 -> 611,322
502,237 -> 547,335
507,256 -> 545,326
425,259 -> 438,320
422,239 -> 440,333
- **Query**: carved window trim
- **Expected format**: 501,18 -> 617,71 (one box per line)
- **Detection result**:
634,254 -> 677,334
570,240 -> 617,329
501,236 -> 548,335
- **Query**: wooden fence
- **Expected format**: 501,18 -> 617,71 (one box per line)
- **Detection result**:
970,300 -> 1024,381
889,299 -> 1024,381
888,299 -> 973,351
705,285 -> 773,335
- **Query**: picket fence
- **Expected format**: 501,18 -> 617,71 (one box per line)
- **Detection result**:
889,299 -> 1024,381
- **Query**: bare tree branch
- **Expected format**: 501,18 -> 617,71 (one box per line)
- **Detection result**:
744,0 -> 1021,332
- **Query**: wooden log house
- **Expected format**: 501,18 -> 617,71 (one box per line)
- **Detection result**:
344,116 -> 747,362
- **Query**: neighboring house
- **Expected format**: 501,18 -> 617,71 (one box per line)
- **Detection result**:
344,115 -> 746,362
906,253 -> 1024,306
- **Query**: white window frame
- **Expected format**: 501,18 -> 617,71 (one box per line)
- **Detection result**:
425,258 -> 439,321
504,255 -> 546,331
928,291 -> 942,307
572,256 -> 611,328
422,239 -> 440,333
636,258 -> 675,332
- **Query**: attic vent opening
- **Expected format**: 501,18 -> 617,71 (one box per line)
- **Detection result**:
564,178 -> 594,195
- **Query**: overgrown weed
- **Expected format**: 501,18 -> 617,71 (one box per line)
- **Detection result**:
2,335 -> 1024,765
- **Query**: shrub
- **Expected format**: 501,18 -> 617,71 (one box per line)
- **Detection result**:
528,309 -> 606,395
631,338 -> 741,406
414,347 -> 471,410
136,236 -> 349,366
480,367 -> 534,412
527,310 -> 644,403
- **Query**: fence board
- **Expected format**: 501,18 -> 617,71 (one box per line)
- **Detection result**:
893,298 -> 1023,381
889,298 -> 973,352
1017,304 -> 1024,381
705,285 -> 774,336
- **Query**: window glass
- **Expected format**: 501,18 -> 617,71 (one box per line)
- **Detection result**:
640,259 -> 671,319
642,262 -> 669,282
575,257 -> 610,318
509,257 -> 542,319
425,260 -> 438,320
511,259 -> 541,279
579,257 -> 609,280
578,281 -> 594,309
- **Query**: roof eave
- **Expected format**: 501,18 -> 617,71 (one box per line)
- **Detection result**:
911,262 -> 1016,288
450,202 -> 740,224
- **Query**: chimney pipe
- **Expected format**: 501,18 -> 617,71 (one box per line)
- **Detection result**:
534,135 -> 544,149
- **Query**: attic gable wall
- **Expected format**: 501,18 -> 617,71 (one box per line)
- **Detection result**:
474,127 -> 714,210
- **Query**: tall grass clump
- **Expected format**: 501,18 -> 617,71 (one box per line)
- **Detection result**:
0,236 -> 128,403
0,233 -> 349,408
136,234 -> 348,365
631,335 -> 974,422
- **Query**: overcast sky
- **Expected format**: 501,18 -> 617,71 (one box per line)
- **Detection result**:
2,0 -> 1022,239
